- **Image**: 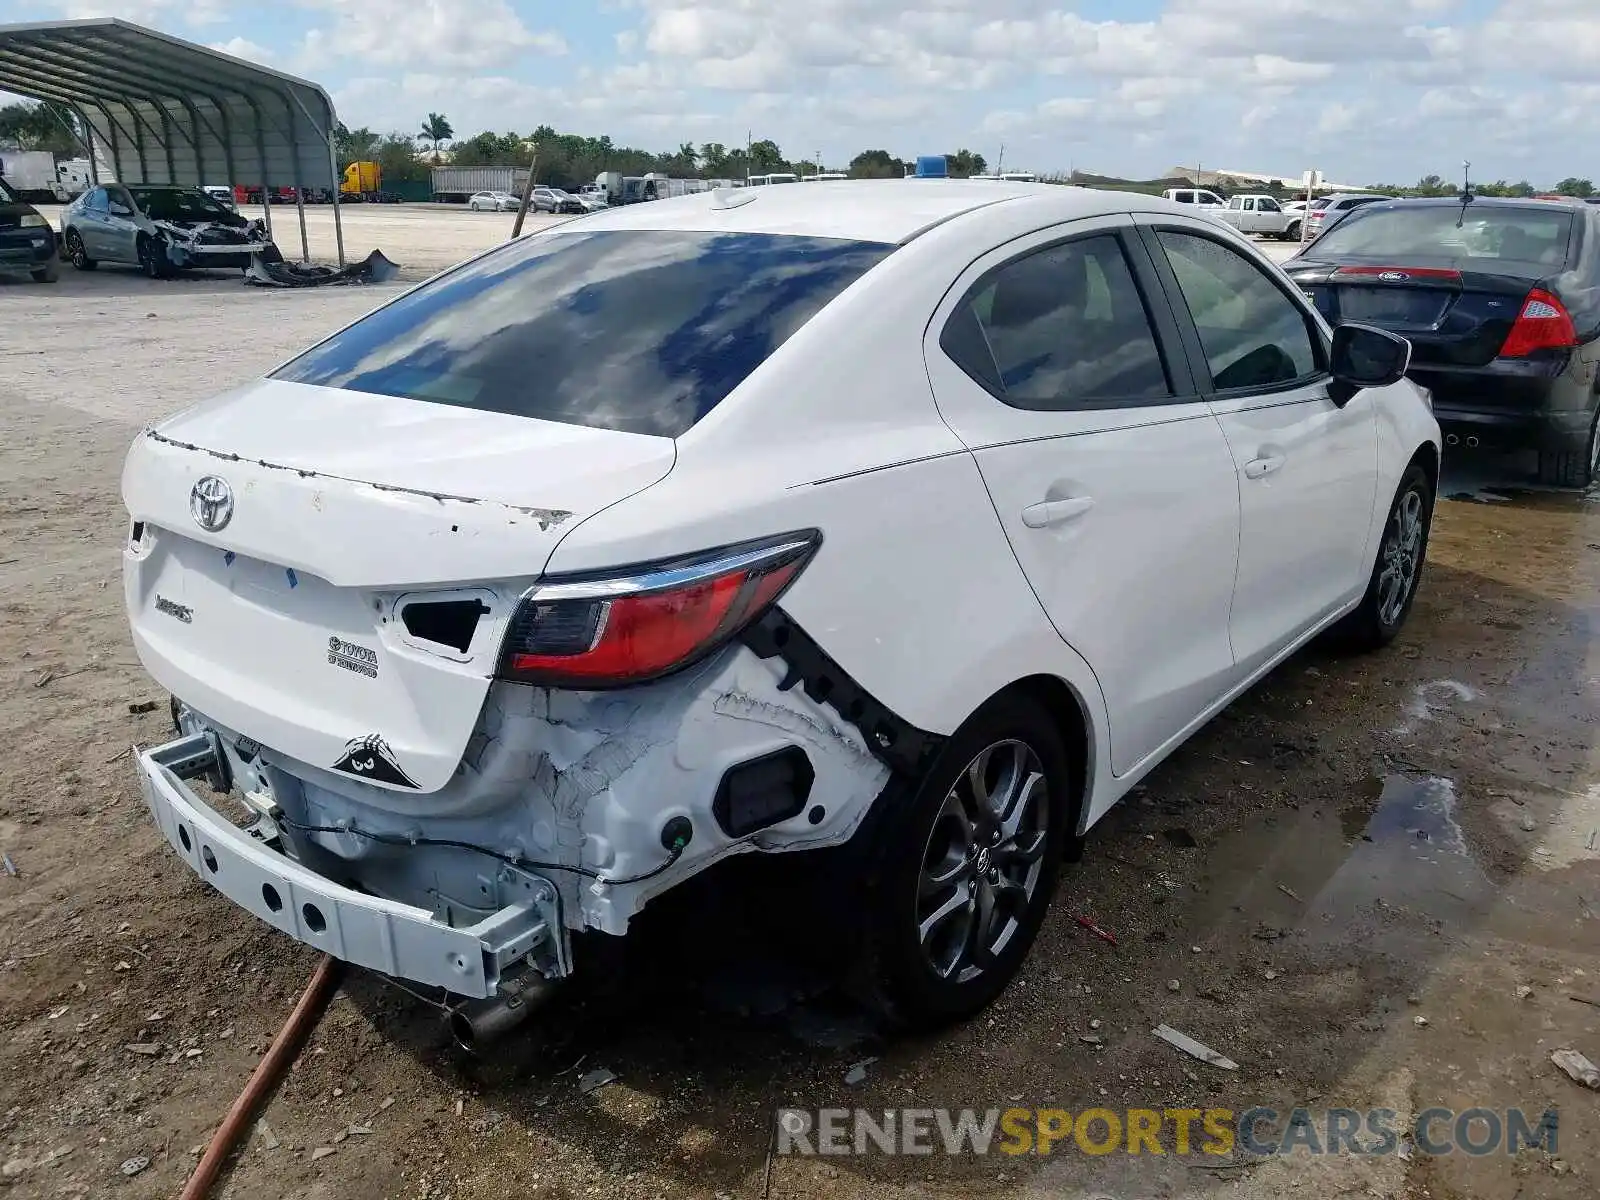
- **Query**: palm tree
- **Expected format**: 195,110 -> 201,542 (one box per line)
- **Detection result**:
419,113 -> 454,161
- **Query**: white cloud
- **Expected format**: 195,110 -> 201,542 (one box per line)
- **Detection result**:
297,0 -> 566,72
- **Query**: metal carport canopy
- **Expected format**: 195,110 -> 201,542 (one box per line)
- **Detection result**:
0,17 -> 344,263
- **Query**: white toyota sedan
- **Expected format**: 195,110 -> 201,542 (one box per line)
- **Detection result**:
122,181 -> 1439,1040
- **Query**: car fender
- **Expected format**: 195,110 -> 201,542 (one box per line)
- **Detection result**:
1363,378 -> 1442,570
547,446 -> 1113,832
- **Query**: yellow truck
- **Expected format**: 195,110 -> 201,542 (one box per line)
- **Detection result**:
340,161 -> 381,202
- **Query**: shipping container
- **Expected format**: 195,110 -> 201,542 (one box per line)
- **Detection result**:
432,166 -> 529,203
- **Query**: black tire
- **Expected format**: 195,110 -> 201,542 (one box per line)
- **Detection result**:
862,691 -> 1071,1029
1285,221 -> 1302,242
137,234 -> 171,280
1329,462 -> 1434,651
1536,410 -> 1598,489
64,230 -> 95,270
30,258 -> 58,283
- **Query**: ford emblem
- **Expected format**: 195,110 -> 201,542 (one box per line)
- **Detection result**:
1377,271 -> 1410,282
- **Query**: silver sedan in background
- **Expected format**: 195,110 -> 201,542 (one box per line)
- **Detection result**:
468,191 -> 519,211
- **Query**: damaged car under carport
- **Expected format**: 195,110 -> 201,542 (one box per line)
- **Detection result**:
123,180 -> 1439,1050
60,182 -> 274,277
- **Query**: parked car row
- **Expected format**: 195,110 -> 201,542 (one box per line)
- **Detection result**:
466,187 -> 608,214
1285,192 -> 1600,488
0,174 -> 58,283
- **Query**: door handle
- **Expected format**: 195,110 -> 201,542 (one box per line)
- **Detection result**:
1021,496 -> 1095,529
1243,454 -> 1286,479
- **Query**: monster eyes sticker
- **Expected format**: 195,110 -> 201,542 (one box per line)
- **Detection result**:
330,734 -> 419,789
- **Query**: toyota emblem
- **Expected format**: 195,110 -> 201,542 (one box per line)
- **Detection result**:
1378,271 -> 1410,282
189,475 -> 234,533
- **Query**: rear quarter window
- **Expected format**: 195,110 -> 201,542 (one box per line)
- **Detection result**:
272,229 -> 894,438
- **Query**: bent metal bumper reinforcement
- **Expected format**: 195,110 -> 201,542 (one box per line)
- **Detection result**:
134,732 -> 562,1001
740,606 -> 945,777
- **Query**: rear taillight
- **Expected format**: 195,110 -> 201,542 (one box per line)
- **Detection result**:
497,532 -> 820,688
1498,289 -> 1578,358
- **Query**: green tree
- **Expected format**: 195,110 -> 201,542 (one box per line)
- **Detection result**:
1554,177 -> 1594,197
849,148 -> 907,179
374,133 -> 427,183
1411,174 -> 1457,197
946,149 -> 987,178
1508,180 -> 1536,197
0,99 -> 80,154
699,142 -> 730,176
419,112 -> 454,160
449,131 -> 527,167
333,123 -> 381,168
748,138 -> 786,173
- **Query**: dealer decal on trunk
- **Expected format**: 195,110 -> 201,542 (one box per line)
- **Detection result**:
327,636 -> 379,679
331,734 -> 419,789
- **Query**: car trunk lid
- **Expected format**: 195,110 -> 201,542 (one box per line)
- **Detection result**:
123,379 -> 676,795
1293,260 -> 1548,370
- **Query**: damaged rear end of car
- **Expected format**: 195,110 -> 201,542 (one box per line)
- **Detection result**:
124,222 -> 903,1042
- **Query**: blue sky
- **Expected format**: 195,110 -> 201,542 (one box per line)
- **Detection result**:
3,0 -> 1595,185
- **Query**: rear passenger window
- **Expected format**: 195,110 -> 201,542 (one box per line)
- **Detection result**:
1156,231 -> 1321,391
939,235 -> 1173,409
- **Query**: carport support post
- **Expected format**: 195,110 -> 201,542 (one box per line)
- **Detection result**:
326,135 -> 345,266
295,189 -> 309,262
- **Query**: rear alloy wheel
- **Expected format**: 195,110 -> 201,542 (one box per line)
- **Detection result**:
1329,462 -> 1433,651
1285,221 -> 1302,241
64,230 -> 94,270
1536,409 -> 1599,489
866,693 -> 1070,1028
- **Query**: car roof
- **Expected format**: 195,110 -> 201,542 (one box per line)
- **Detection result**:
1356,195 -> 1588,213
542,179 -> 1193,244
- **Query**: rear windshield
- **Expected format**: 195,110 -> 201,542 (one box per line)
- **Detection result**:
273,229 -> 893,438
1312,204 -> 1575,266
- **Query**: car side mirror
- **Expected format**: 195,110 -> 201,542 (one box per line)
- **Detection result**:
1328,323 -> 1411,406
109,203 -> 133,217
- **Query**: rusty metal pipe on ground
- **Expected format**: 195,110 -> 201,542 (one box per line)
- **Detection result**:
179,954 -> 344,1200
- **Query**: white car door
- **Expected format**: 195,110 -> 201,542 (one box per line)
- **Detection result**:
1135,217 -> 1378,678
924,216 -> 1242,776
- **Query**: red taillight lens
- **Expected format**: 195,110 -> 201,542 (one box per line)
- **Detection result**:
497,533 -> 819,688
1498,289 -> 1577,358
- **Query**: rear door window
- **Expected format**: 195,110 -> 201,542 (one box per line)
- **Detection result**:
273,230 -> 893,438
939,233 -> 1173,408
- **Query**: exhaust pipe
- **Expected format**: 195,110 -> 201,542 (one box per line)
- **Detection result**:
1465,436 -> 1479,448
449,970 -> 561,1049
1445,434 -> 1460,446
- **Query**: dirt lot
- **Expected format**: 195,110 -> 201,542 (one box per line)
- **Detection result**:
1,233 -> 1597,1200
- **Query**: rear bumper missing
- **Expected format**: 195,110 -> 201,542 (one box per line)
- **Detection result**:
135,732 -> 561,999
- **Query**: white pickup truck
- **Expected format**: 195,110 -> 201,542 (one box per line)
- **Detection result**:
1210,193 -> 1303,241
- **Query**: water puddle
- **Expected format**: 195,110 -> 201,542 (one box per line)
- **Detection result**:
1197,775 -> 1495,945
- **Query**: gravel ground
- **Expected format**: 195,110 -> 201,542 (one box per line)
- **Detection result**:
1,218 -> 1597,1200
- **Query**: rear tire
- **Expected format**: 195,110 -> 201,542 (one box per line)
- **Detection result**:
1536,411 -> 1598,489
1285,221 -> 1302,242
64,230 -> 94,270
861,692 -> 1071,1029
1328,463 -> 1433,652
